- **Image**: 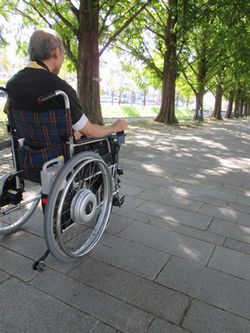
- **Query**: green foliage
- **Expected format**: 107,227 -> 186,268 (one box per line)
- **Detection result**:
1,0 -> 249,120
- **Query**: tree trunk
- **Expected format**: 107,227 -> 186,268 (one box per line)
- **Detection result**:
247,102 -> 250,116
194,91 -> 204,121
225,90 -> 234,118
212,82 -> 223,120
155,0 -> 178,125
233,89 -> 240,118
239,100 -> 244,117
143,90 -> 147,106
193,55 -> 207,121
243,102 -> 248,117
77,0 -> 103,124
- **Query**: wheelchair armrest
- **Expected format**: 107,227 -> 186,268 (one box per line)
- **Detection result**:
110,131 -> 125,145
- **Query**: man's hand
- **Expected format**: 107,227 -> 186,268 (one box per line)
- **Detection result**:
73,131 -> 82,140
111,119 -> 128,133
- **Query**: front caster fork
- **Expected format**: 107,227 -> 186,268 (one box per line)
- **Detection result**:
32,249 -> 50,272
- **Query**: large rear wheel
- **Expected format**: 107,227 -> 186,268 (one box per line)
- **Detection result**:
44,152 -> 112,262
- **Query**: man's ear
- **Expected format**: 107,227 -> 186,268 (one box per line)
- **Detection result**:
51,47 -> 59,59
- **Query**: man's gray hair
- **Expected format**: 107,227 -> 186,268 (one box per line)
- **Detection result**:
28,28 -> 64,61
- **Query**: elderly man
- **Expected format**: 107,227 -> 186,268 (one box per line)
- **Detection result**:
6,28 -> 127,138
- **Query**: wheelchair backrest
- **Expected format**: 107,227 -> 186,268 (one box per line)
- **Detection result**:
9,108 -> 73,183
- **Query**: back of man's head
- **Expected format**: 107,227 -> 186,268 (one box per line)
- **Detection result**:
28,28 -> 64,61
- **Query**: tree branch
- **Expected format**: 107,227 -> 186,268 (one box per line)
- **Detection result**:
99,1 -> 150,57
145,3 -> 166,29
65,0 -> 79,21
22,0 -> 52,26
179,62 -> 197,95
64,37 -> 77,68
145,24 -> 165,41
99,4 -> 116,35
39,0 -> 78,34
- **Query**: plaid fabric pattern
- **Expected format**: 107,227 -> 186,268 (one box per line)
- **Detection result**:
9,109 -> 72,183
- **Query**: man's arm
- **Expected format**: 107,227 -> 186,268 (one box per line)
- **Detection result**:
79,119 -> 127,138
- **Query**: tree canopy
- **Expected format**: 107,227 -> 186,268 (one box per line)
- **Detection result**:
0,0 -> 249,123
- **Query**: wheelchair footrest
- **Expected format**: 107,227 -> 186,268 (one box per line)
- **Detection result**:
112,194 -> 125,207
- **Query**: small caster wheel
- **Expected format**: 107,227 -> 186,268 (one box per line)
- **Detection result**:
32,260 -> 46,272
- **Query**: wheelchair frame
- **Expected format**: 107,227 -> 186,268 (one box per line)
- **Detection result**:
0,87 -> 125,270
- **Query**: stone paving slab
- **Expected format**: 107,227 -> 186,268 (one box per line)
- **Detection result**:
123,173 -> 178,192
236,194 -> 250,206
136,201 -> 211,229
90,233 -> 170,280
137,189 -> 203,212
30,269 -> 153,333
106,213 -> 135,235
183,300 -> 250,333
227,201 -> 250,214
0,269 -> 9,283
145,215 -> 225,245
114,205 -> 225,245
0,229 -> 47,260
208,218 -> 250,243
224,238 -> 250,256
0,245 -> 38,281
1,118 -> 250,332
208,245 -> 250,280
0,278 -> 99,333
69,256 -> 191,325
120,221 -> 215,264
199,203 -> 250,226
156,256 -> 250,320
148,318 -> 189,333
178,183 -> 238,204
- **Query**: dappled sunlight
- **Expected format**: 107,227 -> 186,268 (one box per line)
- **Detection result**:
219,158 -> 250,170
239,225 -> 250,234
204,154 -> 250,171
142,163 -> 165,175
175,152 -> 193,158
0,229 -> 25,241
202,167 -> 230,176
178,244 -> 200,260
174,134 -> 229,150
193,174 -> 206,179
173,187 -> 189,197
218,207 -> 238,219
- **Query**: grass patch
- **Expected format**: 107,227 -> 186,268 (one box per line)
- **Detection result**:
101,103 -> 159,118
102,104 -> 194,119
121,106 -> 140,117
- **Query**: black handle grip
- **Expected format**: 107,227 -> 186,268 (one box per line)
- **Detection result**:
37,92 -> 57,104
0,87 -> 7,95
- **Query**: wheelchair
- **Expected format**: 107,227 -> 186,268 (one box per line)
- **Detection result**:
0,87 -> 125,270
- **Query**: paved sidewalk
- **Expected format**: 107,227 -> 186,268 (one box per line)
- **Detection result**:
1,118 -> 250,332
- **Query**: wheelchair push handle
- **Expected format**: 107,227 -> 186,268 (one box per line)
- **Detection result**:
0,87 -> 7,95
38,92 -> 58,103
37,90 -> 70,109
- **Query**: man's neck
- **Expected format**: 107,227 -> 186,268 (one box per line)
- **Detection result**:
40,59 -> 54,72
